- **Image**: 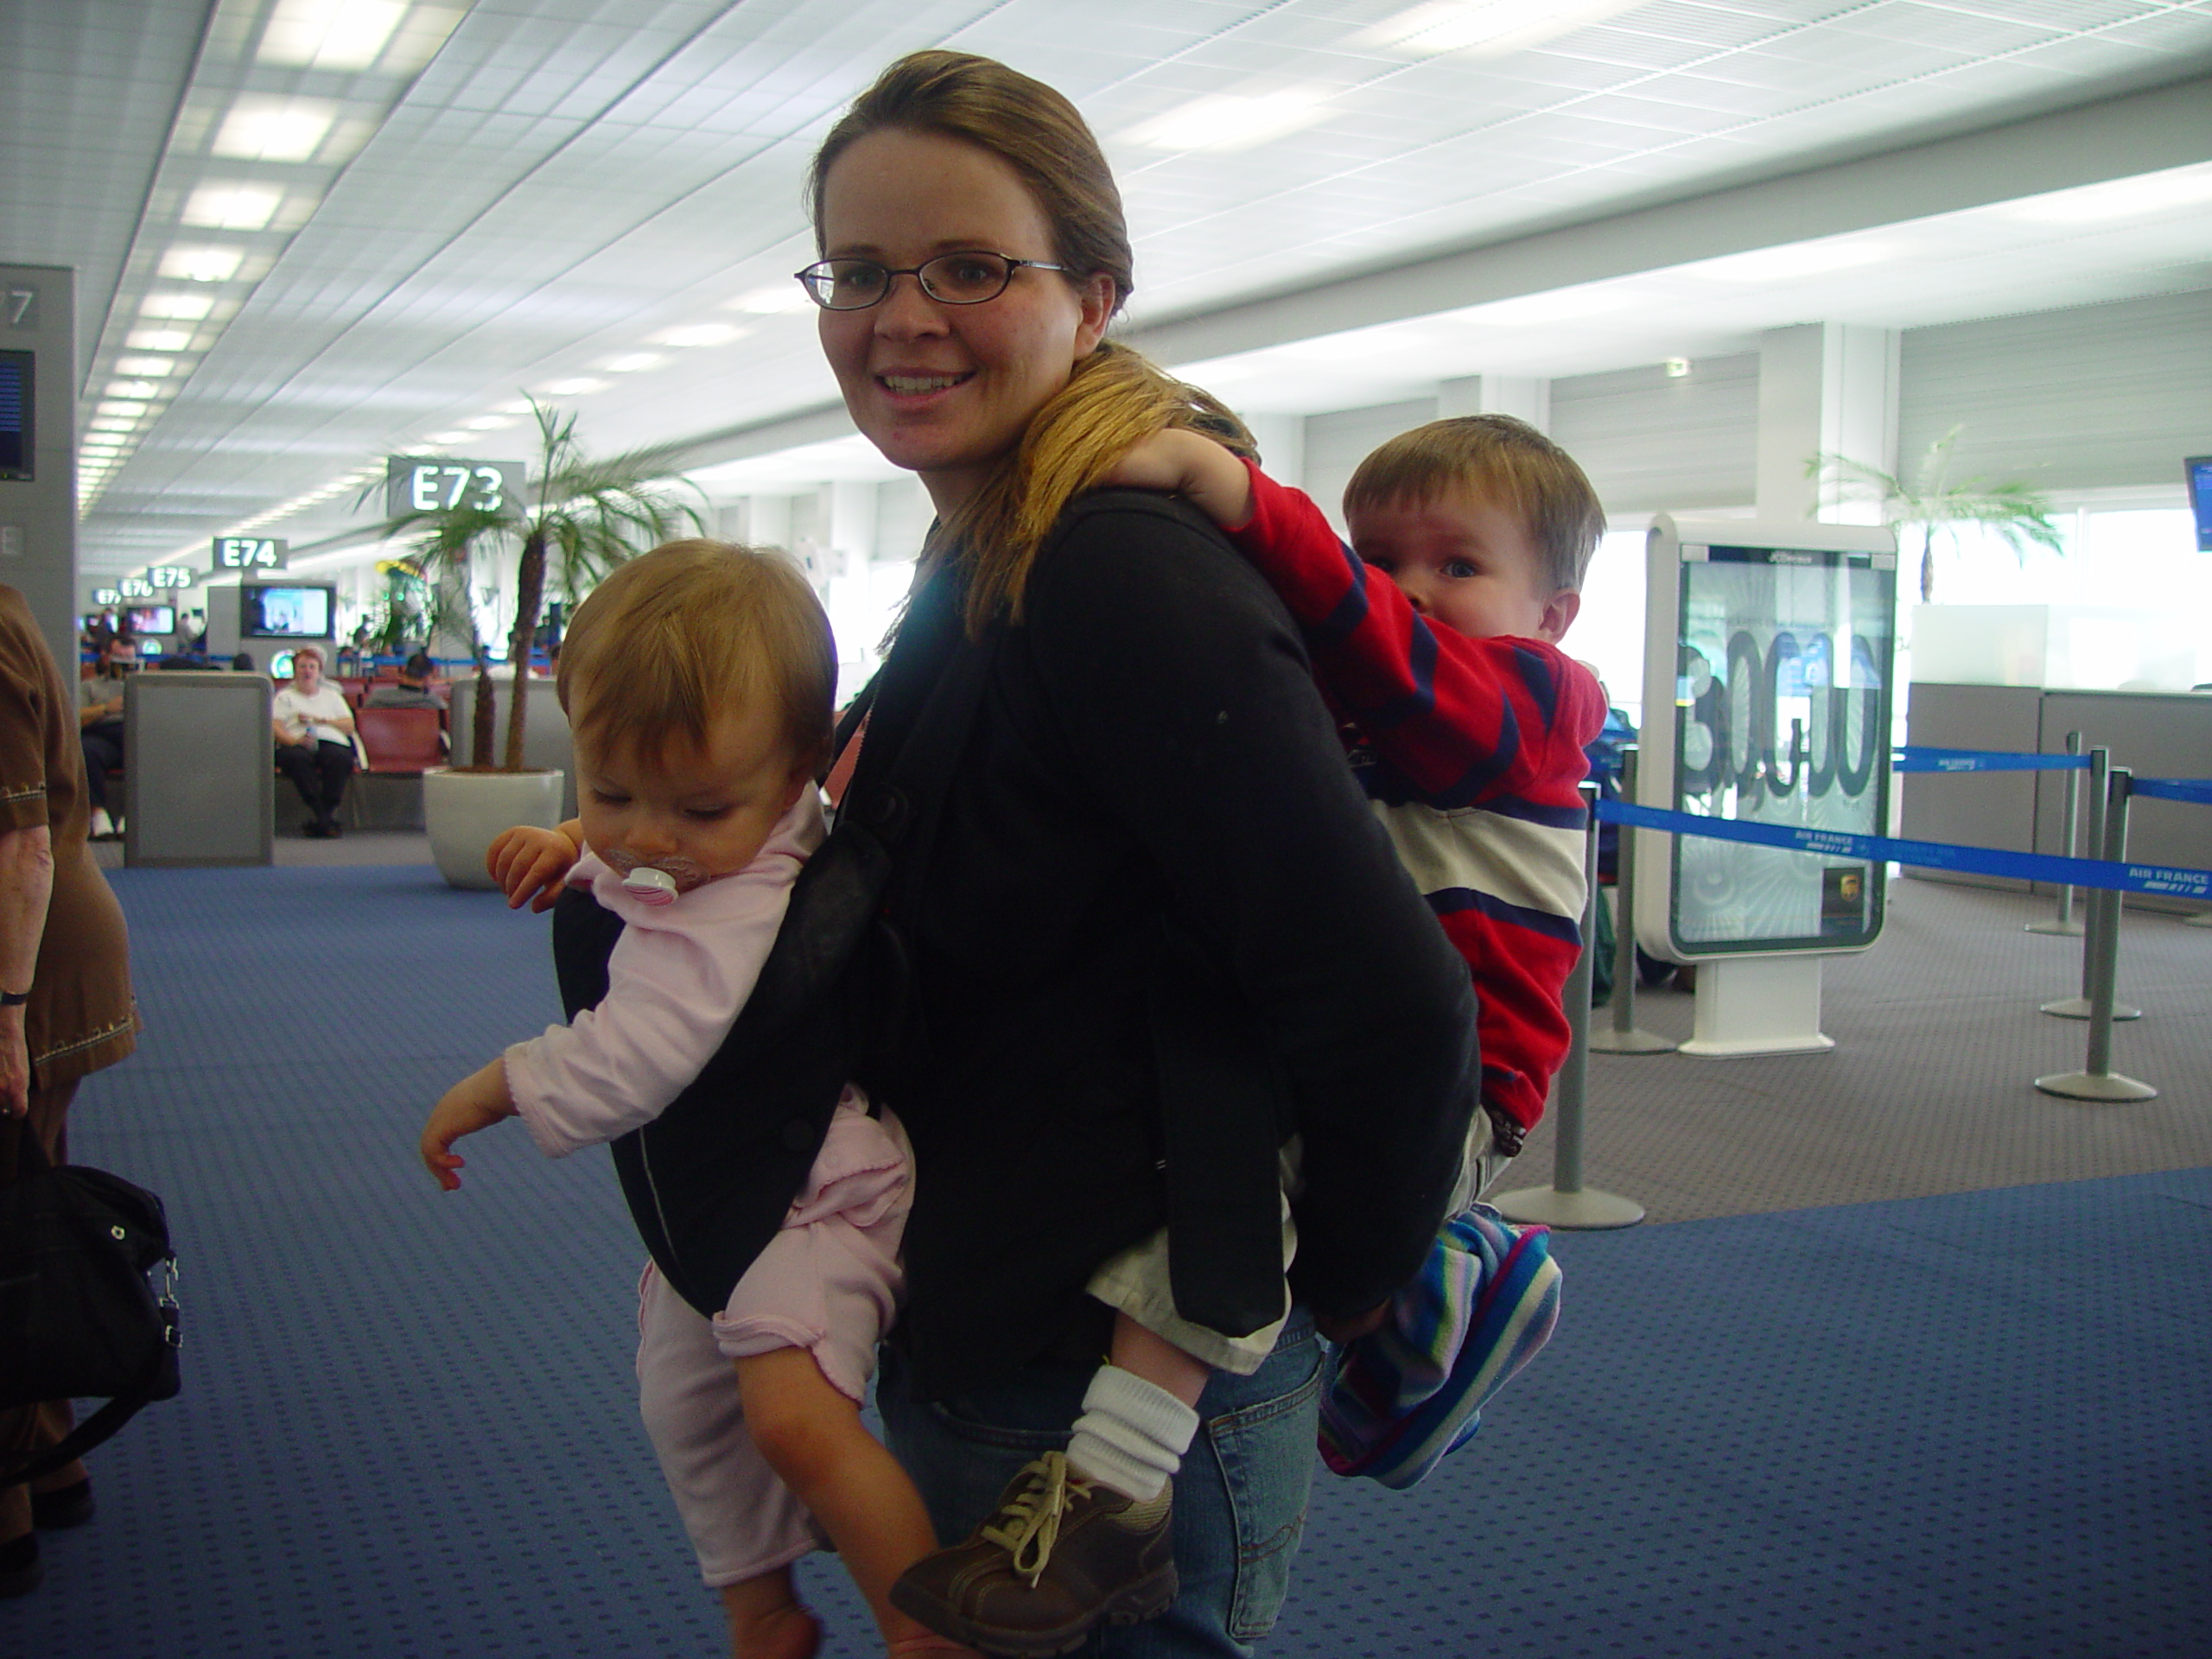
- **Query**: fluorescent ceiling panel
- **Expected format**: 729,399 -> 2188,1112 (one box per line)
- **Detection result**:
257,0 -> 409,70
211,97 -> 337,162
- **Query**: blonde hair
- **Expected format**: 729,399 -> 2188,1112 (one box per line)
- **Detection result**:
556,541 -> 836,772
811,51 -> 1251,634
1344,416 -> 1606,594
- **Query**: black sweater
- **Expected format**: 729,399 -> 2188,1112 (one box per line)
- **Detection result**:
852,492 -> 1480,1399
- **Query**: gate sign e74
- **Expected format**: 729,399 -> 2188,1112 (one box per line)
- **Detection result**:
385,457 -> 526,520
214,537 -> 286,571
1636,514 -> 1898,962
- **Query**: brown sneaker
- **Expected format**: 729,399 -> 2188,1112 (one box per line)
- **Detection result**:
891,1451 -> 1178,1657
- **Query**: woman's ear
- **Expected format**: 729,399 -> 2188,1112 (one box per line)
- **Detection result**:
1072,273 -> 1116,358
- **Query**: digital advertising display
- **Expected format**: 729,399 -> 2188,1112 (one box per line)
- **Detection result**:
241,584 -> 334,639
1640,517 -> 1897,959
2187,455 -> 2212,554
0,350 -> 30,481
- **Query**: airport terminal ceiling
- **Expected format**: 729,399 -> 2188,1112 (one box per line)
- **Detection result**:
3,0 -> 2209,582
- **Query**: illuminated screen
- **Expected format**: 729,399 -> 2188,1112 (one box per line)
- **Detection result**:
1670,544 -> 1894,952
124,605 -> 175,635
0,351 -> 29,480
2188,455 -> 2212,554
242,585 -> 332,639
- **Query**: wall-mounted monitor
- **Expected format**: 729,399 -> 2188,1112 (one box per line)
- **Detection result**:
124,605 -> 176,636
0,350 -> 30,481
2187,455 -> 2212,554
241,584 -> 334,639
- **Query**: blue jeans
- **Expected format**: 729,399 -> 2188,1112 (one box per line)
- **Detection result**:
877,1309 -> 1323,1657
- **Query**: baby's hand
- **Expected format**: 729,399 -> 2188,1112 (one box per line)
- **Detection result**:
420,1059 -> 517,1192
1103,428 -> 1253,530
488,823 -> 580,912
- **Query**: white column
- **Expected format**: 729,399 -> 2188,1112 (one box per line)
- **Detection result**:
747,493 -> 793,555
1438,374 -> 1551,433
1755,323 -> 1898,523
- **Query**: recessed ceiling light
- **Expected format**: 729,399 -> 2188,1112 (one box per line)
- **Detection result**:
161,245 -> 244,283
651,322 -> 746,347
257,0 -> 408,69
1457,287 -> 1635,325
427,430 -> 472,444
141,293 -> 214,321
126,329 -> 194,351
106,380 -> 162,399
1688,242 -> 1890,283
114,357 -> 176,377
603,352 -> 666,374
99,401 -> 152,418
541,378 -> 608,397
463,415 -> 513,431
1121,87 -> 1336,153
725,285 -> 810,315
88,417 -> 141,432
2009,169 -> 2212,224
1357,0 -> 1643,59
212,98 -> 337,162
495,398 -> 535,415
181,184 -> 284,231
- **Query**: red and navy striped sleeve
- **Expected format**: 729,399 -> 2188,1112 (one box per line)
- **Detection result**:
1228,460 -> 1608,1135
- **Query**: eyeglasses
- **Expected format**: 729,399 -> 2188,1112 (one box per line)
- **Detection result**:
793,251 -> 1066,311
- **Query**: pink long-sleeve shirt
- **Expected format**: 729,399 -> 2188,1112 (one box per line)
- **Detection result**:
504,791 -> 824,1159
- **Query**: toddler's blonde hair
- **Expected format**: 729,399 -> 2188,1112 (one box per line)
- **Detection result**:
556,540 -> 836,772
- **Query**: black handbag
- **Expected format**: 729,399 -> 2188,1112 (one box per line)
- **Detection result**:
0,1123 -> 181,1486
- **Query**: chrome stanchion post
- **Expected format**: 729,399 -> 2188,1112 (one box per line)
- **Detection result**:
2037,767 -> 2156,1102
2042,746 -> 2139,1021
2024,730 -> 2084,936
1494,781 -> 1645,1230
1591,747 -> 1678,1056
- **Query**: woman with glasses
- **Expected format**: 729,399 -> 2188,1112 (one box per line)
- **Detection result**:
632,51 -> 1479,1658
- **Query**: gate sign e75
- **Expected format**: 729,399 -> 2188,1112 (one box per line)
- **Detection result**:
385,457 -> 526,520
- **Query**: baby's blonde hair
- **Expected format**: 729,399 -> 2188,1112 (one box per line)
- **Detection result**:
556,540 -> 836,772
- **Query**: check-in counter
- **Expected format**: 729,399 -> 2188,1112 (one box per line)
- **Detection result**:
1904,682 -> 2212,912
124,671 -> 274,868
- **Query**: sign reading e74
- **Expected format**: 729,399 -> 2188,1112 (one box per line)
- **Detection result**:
385,457 -> 525,519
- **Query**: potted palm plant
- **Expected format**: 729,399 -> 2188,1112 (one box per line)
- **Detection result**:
1805,424 -> 2065,603
380,400 -> 703,887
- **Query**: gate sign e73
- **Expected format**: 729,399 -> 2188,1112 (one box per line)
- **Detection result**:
1637,516 -> 1898,960
385,457 -> 525,520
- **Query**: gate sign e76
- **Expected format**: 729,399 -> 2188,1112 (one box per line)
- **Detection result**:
385,457 -> 526,520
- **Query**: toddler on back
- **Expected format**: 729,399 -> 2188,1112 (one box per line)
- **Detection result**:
417,541 -> 975,1659
890,416 -> 1607,1651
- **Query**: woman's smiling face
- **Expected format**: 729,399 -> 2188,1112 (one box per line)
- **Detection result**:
816,127 -> 1113,516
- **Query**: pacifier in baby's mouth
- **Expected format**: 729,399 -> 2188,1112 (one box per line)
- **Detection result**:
603,848 -> 711,906
620,867 -> 680,906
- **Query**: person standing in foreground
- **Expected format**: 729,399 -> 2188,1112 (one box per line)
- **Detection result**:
797,52 -> 1479,1656
0,584 -> 140,1599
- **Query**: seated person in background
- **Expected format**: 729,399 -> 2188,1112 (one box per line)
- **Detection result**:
76,634 -> 136,841
363,652 -> 444,709
230,652 -> 255,671
271,645 -> 356,839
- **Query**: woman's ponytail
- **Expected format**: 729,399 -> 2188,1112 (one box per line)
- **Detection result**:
942,341 -> 1255,635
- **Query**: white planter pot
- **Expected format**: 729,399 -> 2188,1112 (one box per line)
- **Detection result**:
423,767 -> 566,890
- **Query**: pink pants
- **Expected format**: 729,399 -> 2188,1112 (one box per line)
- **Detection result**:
635,1092 -> 910,1586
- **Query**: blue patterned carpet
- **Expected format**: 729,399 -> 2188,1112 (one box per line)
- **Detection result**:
6,864 -> 2208,1657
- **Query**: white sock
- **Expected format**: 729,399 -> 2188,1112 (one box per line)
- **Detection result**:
1065,1364 -> 1201,1503
89,807 -> 113,836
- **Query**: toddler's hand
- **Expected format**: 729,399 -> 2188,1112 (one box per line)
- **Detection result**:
420,1059 -> 518,1192
488,823 -> 579,911
1103,428 -> 1253,530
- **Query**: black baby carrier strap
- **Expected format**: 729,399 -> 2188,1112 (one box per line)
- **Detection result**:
555,563 -> 994,1319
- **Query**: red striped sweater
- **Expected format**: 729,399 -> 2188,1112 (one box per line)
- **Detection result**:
1230,461 -> 1605,1143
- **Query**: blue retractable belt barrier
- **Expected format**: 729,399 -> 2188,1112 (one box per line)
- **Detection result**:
1597,799 -> 2212,903
2130,777 -> 2212,806
1891,746 -> 2093,773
